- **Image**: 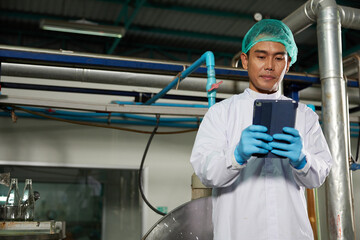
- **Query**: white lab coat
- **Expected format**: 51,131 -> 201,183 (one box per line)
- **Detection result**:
190,88 -> 333,240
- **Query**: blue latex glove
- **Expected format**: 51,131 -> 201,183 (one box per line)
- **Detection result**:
234,125 -> 273,165
269,127 -> 307,169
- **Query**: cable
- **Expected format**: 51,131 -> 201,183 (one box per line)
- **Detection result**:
10,105 -> 198,135
138,114 -> 166,216
6,105 -> 195,214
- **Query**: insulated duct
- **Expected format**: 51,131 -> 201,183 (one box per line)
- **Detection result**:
282,0 -> 318,35
339,6 -> 360,30
283,0 -> 359,239
283,0 -> 360,34
1,62 -> 359,105
0,62 -> 246,95
317,3 -> 355,239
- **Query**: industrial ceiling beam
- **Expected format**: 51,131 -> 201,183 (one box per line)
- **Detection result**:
0,9 -> 244,45
129,26 -> 243,43
0,27 -> 235,63
107,0 -> 147,54
142,2 -> 254,19
91,0 -> 256,20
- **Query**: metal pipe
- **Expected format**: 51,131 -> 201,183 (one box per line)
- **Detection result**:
0,62 -> 244,95
0,62 -> 314,92
3,62 -> 359,104
144,51 -> 216,107
231,51 -> 242,68
283,1 -> 360,34
339,6 -> 360,30
282,0 -> 318,35
343,54 -> 360,101
283,1 -> 358,238
316,0 -> 355,239
300,86 -> 359,104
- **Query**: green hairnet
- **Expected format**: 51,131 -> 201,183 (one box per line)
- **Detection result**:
242,19 -> 298,66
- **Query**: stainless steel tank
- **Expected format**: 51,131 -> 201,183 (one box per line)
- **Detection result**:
142,197 -> 213,240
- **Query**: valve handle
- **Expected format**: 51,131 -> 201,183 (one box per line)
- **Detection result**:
208,81 -> 223,92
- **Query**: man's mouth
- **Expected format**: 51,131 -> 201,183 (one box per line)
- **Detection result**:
260,75 -> 276,80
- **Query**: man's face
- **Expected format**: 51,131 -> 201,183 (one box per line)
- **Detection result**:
240,41 -> 291,94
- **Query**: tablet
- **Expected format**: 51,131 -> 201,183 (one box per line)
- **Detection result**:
252,99 -> 298,158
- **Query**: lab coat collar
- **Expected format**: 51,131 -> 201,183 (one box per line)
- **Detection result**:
245,88 -> 282,100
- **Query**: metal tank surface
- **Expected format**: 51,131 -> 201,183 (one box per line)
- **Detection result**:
142,197 -> 213,240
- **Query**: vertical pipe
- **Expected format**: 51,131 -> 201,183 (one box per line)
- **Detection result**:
205,51 -> 216,107
314,188 -> 321,240
307,104 -> 320,239
317,3 -> 355,239
307,189 -> 318,240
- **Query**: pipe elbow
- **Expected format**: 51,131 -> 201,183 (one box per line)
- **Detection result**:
318,0 -> 337,8
204,51 -> 215,67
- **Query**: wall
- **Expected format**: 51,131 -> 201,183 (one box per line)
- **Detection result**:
0,116 -> 197,237
0,114 -> 359,239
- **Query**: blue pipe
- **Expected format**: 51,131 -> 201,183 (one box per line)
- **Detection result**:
2,106 -> 359,133
350,163 -> 360,171
0,112 -> 200,129
7,105 -> 360,130
111,101 -> 208,108
18,106 -> 202,123
144,51 -> 217,107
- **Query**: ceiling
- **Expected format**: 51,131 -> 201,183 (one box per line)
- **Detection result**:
0,0 -> 359,73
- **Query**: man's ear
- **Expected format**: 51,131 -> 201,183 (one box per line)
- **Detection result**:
240,52 -> 249,70
285,57 -> 291,73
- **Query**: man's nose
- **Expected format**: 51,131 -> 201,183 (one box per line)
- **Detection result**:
264,58 -> 274,71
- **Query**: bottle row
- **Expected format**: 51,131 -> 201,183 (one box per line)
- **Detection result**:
1,178 -> 38,221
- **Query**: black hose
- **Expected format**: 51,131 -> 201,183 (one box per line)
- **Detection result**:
138,114 -> 166,216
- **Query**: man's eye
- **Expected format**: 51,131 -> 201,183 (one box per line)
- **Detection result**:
257,56 -> 265,59
276,57 -> 284,61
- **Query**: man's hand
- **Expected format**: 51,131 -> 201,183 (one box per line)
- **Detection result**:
269,127 -> 307,169
234,125 -> 273,165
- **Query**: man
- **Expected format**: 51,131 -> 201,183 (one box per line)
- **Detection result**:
190,19 -> 333,239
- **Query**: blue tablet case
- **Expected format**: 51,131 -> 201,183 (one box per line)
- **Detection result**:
252,99 -> 298,158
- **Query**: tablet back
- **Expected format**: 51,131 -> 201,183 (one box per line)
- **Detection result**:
252,99 -> 298,158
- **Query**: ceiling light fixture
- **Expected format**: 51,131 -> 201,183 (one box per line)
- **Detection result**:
40,19 -> 125,38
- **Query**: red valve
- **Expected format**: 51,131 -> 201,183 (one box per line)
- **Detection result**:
208,81 -> 223,92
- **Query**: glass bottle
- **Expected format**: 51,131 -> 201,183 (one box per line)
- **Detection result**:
21,179 -> 35,221
5,178 -> 20,220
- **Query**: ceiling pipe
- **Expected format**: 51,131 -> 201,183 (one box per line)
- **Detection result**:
282,0 -> 318,35
1,62 -> 359,105
338,6 -> 360,30
283,0 -> 359,239
283,0 -> 360,34
343,54 -> 360,79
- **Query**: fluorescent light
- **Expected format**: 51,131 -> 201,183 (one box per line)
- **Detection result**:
40,19 -> 125,38
0,196 -> 6,202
